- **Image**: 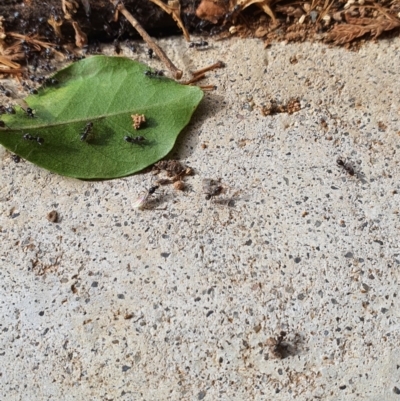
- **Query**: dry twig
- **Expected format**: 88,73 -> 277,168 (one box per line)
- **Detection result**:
0,68 -> 23,75
0,55 -> 20,69
111,0 -> 183,79
182,73 -> 206,85
192,60 -> 225,76
199,85 -> 216,91
8,33 -> 54,50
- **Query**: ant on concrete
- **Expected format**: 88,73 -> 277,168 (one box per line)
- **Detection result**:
337,158 -> 355,176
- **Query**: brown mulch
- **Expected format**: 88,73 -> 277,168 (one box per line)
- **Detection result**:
0,0 -> 399,77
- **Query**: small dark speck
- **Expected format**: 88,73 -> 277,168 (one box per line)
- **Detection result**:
381,308 -> 388,314
374,240 -> 383,245
11,213 -> 20,219
42,328 -> 49,336
393,386 -> 400,394
39,311 -> 44,316
91,281 -> 98,288
331,186 -> 339,190
245,239 -> 252,246
122,365 -> 131,372
339,385 -> 346,390
297,293 -> 305,300
161,252 -> 171,258
206,310 -> 214,317
331,298 -> 338,304
294,257 -> 301,263
344,252 -> 353,258
194,297 -> 201,302
198,390 -> 206,400
117,294 -> 125,299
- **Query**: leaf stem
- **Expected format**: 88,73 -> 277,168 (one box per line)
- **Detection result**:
113,1 -> 183,80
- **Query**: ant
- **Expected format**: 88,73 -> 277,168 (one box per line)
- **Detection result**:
29,75 -> 46,84
22,81 -> 38,95
21,107 -> 35,118
11,154 -> 21,163
189,40 -> 209,49
45,78 -> 59,86
132,185 -> 159,209
44,47 -> 53,59
124,135 -> 146,145
0,84 -> 11,97
144,69 -> 164,78
113,39 -> 121,55
0,105 -> 15,114
202,178 -> 223,200
127,41 -> 136,53
80,122 -> 94,142
337,158 -> 355,176
23,133 -> 44,145
147,48 -> 154,59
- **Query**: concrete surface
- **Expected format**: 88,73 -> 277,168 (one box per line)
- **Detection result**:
1,35 -> 400,400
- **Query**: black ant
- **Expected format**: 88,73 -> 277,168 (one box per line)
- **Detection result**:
113,39 -> 121,55
127,41 -> 136,53
0,105 -> 15,114
11,154 -> 21,163
202,178 -> 223,200
44,47 -> 53,59
124,135 -> 146,145
0,84 -> 11,97
21,107 -> 35,118
132,185 -> 159,209
29,75 -> 46,84
144,69 -> 164,78
22,82 -> 38,95
45,78 -> 59,86
23,133 -> 44,145
147,48 -> 154,59
337,158 -> 355,176
148,185 -> 158,195
80,122 -> 94,142
189,40 -> 209,49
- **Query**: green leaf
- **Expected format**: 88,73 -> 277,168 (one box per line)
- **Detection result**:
0,56 -> 203,179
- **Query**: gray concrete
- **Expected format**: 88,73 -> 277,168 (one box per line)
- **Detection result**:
1,36 -> 400,400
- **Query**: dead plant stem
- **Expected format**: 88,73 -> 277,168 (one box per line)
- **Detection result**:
113,1 -> 183,79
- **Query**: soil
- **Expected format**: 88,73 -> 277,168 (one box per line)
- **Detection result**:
2,1 -> 400,45
0,0 -> 399,77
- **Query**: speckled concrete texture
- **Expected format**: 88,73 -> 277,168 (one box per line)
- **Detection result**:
1,36 -> 400,400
